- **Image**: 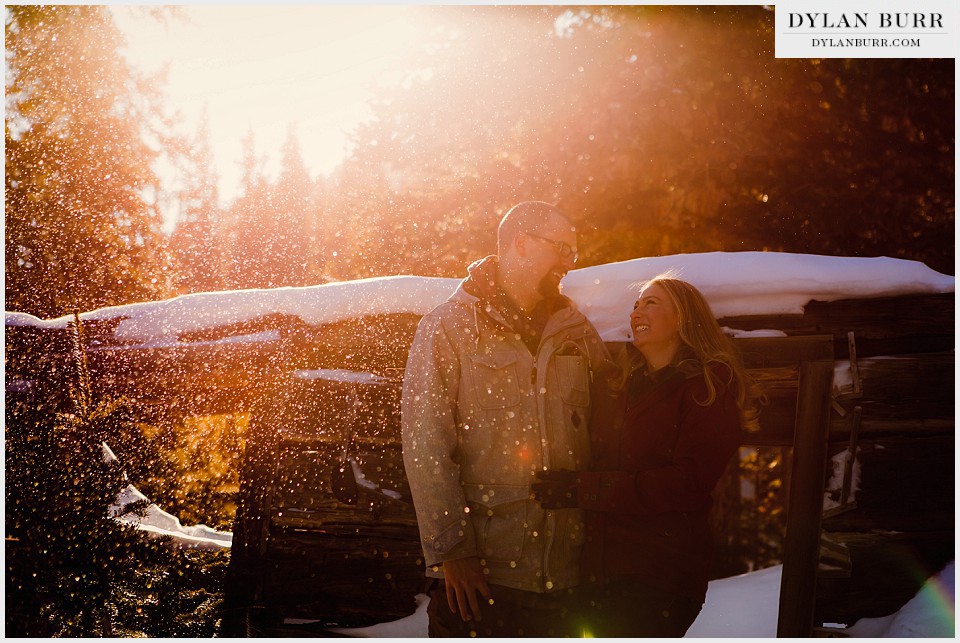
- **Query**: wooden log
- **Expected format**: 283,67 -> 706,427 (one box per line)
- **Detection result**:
827,351 -> 953,443
777,357 -> 835,638
802,293 -> 953,341
287,313 -> 422,372
226,368 -> 422,627
828,436 -> 954,529
736,336 -> 835,368
833,352 -> 954,422
9,301 -> 948,423
718,293 -> 954,359
268,440 -> 414,530
742,389 -> 800,447
4,312 -> 420,419
831,417 -> 955,441
257,527 -> 423,625
814,529 -> 955,625
822,505 -> 954,535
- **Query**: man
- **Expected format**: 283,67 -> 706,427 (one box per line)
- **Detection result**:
401,201 -> 612,637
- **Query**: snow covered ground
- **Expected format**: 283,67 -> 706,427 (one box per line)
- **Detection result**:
111,464 -> 956,640
327,561 -> 956,638
110,484 -> 233,551
103,443 -> 232,551
28,251 -> 952,637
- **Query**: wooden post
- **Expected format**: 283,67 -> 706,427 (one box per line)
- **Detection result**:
777,357 -> 835,637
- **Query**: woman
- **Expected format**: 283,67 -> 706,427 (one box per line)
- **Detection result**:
533,274 -> 763,637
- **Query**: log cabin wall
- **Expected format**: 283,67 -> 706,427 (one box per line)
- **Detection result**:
4,292 -> 953,633
718,292 -> 954,629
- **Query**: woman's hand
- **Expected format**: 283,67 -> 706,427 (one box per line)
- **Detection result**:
531,469 -> 580,508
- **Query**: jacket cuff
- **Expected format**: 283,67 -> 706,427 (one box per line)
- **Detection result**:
577,470 -> 636,512
427,518 -> 477,564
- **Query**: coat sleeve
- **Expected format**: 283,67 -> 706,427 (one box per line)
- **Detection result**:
401,311 -> 478,567
578,379 -> 742,515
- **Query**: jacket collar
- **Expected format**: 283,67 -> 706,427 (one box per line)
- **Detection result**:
623,367 -> 688,419
451,255 -> 579,333
461,255 -> 499,301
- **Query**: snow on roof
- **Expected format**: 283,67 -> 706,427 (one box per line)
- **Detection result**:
5,252 -> 953,343
293,368 -> 398,385
562,251 -> 954,341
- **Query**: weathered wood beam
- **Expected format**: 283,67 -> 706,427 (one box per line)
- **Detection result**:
777,355 -> 834,637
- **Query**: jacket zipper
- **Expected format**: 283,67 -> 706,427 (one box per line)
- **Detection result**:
534,353 -> 555,591
476,299 -> 588,591
535,317 -> 596,592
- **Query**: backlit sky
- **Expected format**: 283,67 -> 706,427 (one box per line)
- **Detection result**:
111,5 -> 427,217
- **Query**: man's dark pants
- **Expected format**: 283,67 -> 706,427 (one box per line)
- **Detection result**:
426,580 -> 585,637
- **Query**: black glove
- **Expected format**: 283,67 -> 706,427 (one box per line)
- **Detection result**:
531,469 -> 580,509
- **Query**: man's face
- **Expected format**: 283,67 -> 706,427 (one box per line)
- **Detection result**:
526,215 -> 578,299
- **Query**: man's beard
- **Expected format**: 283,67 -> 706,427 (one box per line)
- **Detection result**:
537,271 -> 563,300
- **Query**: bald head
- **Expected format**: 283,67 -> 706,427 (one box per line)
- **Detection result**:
497,201 -> 573,257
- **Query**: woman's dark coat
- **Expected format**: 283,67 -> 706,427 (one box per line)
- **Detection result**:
577,364 -> 742,602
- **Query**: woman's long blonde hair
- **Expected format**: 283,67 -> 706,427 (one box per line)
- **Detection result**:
614,273 -> 764,431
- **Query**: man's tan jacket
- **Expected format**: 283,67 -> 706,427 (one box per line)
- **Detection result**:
401,257 -> 612,593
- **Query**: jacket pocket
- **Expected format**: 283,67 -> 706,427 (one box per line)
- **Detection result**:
470,352 -> 522,409
556,354 -> 590,407
463,484 -> 529,563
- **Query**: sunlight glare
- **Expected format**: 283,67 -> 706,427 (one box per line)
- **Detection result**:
113,6 -> 425,213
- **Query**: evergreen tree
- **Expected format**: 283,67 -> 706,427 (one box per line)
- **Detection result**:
220,128 -> 271,289
5,314 -> 167,636
333,6 -> 953,275
270,127 -> 315,285
169,111 -> 226,293
220,128 -> 321,288
307,173 -> 336,284
5,5 -> 177,317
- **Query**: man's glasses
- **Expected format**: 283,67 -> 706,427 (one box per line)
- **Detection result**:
524,232 -> 579,263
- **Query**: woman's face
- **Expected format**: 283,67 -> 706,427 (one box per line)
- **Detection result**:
630,283 -> 682,363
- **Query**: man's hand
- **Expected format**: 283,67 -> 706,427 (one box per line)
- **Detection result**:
442,556 -> 492,622
531,469 -> 580,509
